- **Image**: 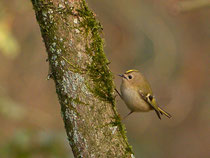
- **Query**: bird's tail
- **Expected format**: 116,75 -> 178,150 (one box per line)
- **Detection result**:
158,107 -> 172,118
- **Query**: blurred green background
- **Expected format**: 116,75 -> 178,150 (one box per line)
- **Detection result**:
0,0 -> 209,158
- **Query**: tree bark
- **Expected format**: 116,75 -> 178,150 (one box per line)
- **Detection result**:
31,0 -> 134,157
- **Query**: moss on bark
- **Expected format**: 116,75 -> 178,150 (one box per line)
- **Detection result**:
31,0 -> 134,157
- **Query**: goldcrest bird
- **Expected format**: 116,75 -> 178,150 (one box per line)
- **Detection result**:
116,69 -> 171,119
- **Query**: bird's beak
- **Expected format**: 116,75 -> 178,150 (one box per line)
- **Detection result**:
118,74 -> 127,79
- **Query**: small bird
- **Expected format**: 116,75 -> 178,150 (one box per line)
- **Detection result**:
116,69 -> 171,119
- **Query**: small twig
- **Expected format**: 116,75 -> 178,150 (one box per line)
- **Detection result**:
115,88 -> 122,99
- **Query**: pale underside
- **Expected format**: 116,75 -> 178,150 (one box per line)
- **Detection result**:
120,86 -> 152,112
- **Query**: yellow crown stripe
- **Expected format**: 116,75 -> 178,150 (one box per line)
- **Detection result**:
125,69 -> 139,74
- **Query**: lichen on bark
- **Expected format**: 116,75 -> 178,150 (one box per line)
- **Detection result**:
31,0 -> 134,157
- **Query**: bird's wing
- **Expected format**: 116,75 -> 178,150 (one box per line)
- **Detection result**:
138,90 -> 161,119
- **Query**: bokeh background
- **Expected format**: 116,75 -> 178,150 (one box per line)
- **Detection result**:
0,0 -> 209,158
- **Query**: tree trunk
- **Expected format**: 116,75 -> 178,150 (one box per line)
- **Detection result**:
31,0 -> 134,157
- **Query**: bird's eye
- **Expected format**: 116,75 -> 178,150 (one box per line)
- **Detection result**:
128,75 -> 132,79
148,95 -> 153,101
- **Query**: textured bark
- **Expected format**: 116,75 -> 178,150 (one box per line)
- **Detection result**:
31,0 -> 134,157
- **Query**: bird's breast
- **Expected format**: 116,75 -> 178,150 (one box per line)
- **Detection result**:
120,86 -> 151,112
